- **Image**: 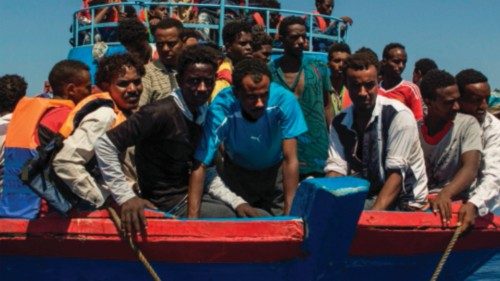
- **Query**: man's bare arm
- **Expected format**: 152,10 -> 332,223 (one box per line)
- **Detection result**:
282,138 -> 299,215
187,163 -> 206,218
371,171 -> 402,210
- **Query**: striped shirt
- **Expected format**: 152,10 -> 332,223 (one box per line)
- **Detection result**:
139,60 -> 178,107
379,80 -> 424,121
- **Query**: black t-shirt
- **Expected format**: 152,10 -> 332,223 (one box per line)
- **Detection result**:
106,96 -> 202,210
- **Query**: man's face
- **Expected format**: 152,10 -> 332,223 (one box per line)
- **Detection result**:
346,65 -> 378,113
317,0 -> 334,15
151,6 -> 167,19
329,51 -> 349,78
68,70 -> 91,104
109,66 -> 143,112
383,47 -> 407,79
227,32 -> 253,64
179,63 -> 215,109
155,27 -> 183,67
282,24 -> 307,57
253,44 -> 273,63
236,74 -> 270,121
426,85 -> 460,122
459,82 -> 490,123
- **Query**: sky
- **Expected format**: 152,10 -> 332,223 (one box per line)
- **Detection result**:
1,1 -> 499,95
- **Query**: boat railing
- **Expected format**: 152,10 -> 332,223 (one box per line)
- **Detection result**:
71,1 -> 348,53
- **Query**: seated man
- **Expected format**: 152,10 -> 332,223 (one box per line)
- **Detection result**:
188,59 -> 307,218
327,42 -> 351,115
53,53 -> 143,210
95,46 -> 236,234
251,31 -> 273,63
419,69 -> 482,225
325,52 -> 428,211
0,75 -> 27,191
456,69 -> 499,230
412,58 -> 437,86
311,0 -> 353,52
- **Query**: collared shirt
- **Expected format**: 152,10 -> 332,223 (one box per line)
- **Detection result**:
469,112 -> 500,216
139,60 -> 178,107
325,95 -> 428,209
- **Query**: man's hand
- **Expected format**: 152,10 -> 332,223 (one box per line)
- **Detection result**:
340,16 -> 353,25
430,191 -> 453,226
457,202 -> 478,232
120,196 -> 156,235
235,203 -> 260,218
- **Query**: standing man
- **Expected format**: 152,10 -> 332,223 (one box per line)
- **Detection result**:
419,69 -> 482,225
325,52 -> 428,210
412,58 -> 437,86
456,69 -> 499,230
328,42 -> 351,115
211,20 -> 254,100
269,16 -> 333,179
188,59 -> 307,218
139,18 -> 184,106
95,46 -> 236,234
311,0 -> 353,52
380,43 -> 424,121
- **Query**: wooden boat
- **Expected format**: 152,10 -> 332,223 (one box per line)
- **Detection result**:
1,177 -> 499,280
1,2 -> 498,280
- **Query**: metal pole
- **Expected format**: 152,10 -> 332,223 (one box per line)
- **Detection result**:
219,0 -> 226,46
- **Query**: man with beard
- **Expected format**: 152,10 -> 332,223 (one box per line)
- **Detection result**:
455,69 -> 499,230
210,20 -> 254,100
139,18 -> 184,106
188,59 -> 307,218
419,69 -> 482,226
325,52 -> 428,211
268,16 -> 333,180
379,43 -> 424,121
95,46 -> 236,235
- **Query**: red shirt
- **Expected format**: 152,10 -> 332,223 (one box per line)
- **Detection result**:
35,106 -> 72,146
379,80 -> 424,121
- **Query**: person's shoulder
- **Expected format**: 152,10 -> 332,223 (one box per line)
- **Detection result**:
378,95 -> 413,113
454,113 -> 482,133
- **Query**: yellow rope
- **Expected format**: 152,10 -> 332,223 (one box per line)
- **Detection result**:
107,207 -> 162,281
429,225 -> 462,281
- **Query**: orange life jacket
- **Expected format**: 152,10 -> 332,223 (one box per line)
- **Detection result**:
313,10 -> 328,32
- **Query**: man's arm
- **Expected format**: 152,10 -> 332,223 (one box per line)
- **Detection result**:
187,163 -> 206,218
432,150 -> 481,225
371,171 -> 402,210
324,122 -> 348,177
282,138 -> 299,215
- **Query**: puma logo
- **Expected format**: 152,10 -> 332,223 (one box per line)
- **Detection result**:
250,135 -> 262,143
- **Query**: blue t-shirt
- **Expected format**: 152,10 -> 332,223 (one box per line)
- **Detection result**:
195,82 -> 308,170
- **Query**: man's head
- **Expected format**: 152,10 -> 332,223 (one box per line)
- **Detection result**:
412,58 -> 437,85
381,42 -> 407,80
344,52 -> 379,114
176,45 -> 219,110
117,18 -> 150,64
0,74 -> 27,114
420,69 -> 459,122
95,53 -> 145,113
223,21 -> 253,64
279,16 -> 307,57
154,18 -> 184,68
316,0 -> 334,15
456,68 -> 490,123
48,60 -> 91,104
328,42 -> 351,78
233,59 -> 272,121
180,29 -> 202,49
251,31 -> 273,63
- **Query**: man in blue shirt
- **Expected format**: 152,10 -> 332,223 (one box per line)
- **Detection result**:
188,59 -> 307,217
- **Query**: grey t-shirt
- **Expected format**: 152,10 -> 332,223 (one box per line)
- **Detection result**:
420,113 -> 482,193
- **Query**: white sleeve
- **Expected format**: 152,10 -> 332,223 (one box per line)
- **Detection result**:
385,110 -> 418,171
52,107 -> 115,208
205,166 -> 246,210
324,124 -> 348,175
95,134 -> 137,206
469,122 -> 500,216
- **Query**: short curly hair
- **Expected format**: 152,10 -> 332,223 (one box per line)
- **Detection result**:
95,53 -> 146,90
328,42 -> 351,60
251,31 -> 273,52
222,20 -> 252,47
455,68 -> 488,95
232,59 -> 271,92
344,51 -> 379,74
0,74 -> 27,113
414,58 -> 437,77
382,42 -> 405,60
278,16 -> 305,37
177,45 -> 219,80
117,18 -> 148,48
420,69 -> 456,100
